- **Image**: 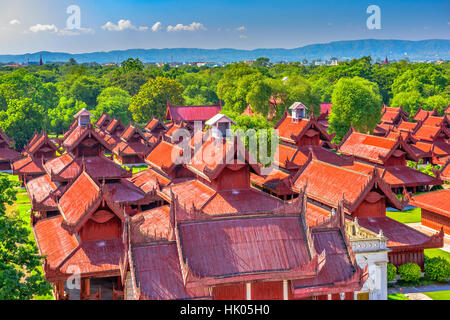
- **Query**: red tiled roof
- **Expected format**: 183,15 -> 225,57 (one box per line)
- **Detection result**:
113,141 -> 150,156
128,168 -> 171,194
44,154 -> 129,181
58,171 -> 101,226
414,109 -> 434,121
178,216 -> 311,280
166,103 -> 221,122
187,136 -> 260,181
358,216 -> 436,248
250,168 -> 292,195
0,127 -> 14,147
104,179 -> 146,203
132,243 -> 211,300
320,103 -> 332,115
106,118 -> 125,134
130,205 -> 171,243
242,104 -> 254,117
62,125 -> 113,152
410,189 -> 450,218
0,146 -> 20,162
34,216 -> 79,271
292,229 -> 358,293
414,125 -> 449,142
381,111 -> 400,123
26,133 -> 58,156
276,145 -> 350,169
95,113 -> 111,128
12,155 -> 44,174
58,239 -> 123,276
397,120 -> 420,132
339,132 -> 396,162
276,117 -> 310,141
201,189 -> 283,215
26,174 -> 60,210
422,116 -> 445,127
292,159 -> 372,209
145,140 -> 183,173
441,161 -> 450,182
381,166 -> 441,188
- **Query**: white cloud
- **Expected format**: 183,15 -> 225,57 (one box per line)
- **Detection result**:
152,21 -> 162,32
9,19 -> 21,25
239,34 -> 248,39
101,19 -> 148,32
236,25 -> 246,31
167,22 -> 206,32
29,24 -> 58,33
58,27 -> 95,36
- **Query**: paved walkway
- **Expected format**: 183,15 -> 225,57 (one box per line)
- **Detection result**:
404,293 -> 432,300
388,283 -> 450,295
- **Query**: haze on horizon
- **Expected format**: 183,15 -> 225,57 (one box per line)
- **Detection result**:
0,0 -> 449,55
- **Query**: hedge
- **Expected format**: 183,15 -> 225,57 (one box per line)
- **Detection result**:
398,263 -> 421,282
387,263 -> 397,282
424,257 -> 450,282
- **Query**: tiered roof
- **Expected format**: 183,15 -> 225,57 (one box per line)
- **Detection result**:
44,153 -> 131,182
95,113 -> 112,130
338,129 -> 418,165
166,102 -> 222,123
0,127 -> 20,163
413,108 -> 438,122
126,190 -> 367,300
274,111 -> 334,146
291,158 -> 406,213
34,215 -> 123,281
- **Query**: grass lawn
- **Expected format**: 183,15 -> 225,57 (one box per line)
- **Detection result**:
388,293 -> 409,300
423,291 -> 450,300
386,207 -> 421,224
424,248 -> 450,264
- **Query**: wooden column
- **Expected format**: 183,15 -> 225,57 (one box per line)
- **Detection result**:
55,281 -> 65,300
81,278 -> 90,299
283,280 -> 289,300
246,283 -> 251,300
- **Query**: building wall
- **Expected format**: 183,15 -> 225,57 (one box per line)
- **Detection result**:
297,134 -> 320,147
213,283 -> 246,300
421,209 -> 449,235
251,281 -> 284,300
211,166 -> 250,191
388,250 -> 425,269
384,154 -> 406,167
353,251 -> 389,300
353,197 -> 386,218
79,214 -> 122,242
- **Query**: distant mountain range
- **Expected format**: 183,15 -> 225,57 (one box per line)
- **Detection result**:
1,39 -> 449,64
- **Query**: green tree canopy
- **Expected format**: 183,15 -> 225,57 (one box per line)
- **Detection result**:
48,97 -> 87,135
329,76 -> 383,142
95,87 -> 132,124
129,77 -> 184,123
0,98 -> 45,148
0,174 -> 52,299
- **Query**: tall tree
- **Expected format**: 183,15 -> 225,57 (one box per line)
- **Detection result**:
0,98 -> 45,148
0,174 -> 52,300
95,87 -> 132,123
129,77 -> 184,123
329,77 -> 383,142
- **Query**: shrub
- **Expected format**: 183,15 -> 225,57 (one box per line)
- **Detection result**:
387,263 -> 397,282
424,257 -> 450,282
398,263 -> 421,282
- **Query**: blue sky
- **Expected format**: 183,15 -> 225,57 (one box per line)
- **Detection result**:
0,0 -> 448,54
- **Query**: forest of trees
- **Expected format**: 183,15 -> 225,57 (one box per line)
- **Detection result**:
0,56 -> 448,148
